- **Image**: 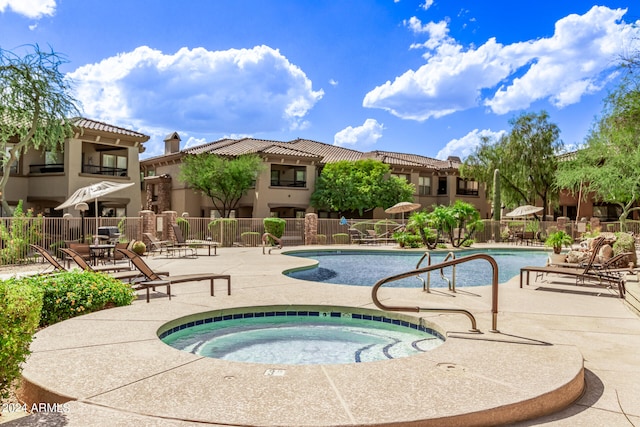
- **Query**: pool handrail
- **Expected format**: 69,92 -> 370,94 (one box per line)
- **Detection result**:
415,251 -> 431,292
372,253 -> 500,333
441,251 -> 457,292
262,232 -> 282,254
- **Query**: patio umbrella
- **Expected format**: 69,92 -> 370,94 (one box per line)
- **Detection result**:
505,205 -> 543,235
385,202 -> 422,223
55,181 -> 135,239
505,205 -> 543,218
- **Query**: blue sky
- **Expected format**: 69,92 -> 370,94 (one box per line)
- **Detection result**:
1,1 -> 639,160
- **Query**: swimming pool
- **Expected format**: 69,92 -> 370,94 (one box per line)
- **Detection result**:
285,249 -> 548,288
160,306 -> 444,365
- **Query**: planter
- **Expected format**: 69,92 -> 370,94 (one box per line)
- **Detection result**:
549,253 -> 567,265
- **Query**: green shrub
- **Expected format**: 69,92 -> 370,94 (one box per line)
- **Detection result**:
613,232 -> 635,256
208,218 -> 238,246
263,217 -> 286,245
0,278 -> 44,400
17,271 -> 136,327
332,233 -> 349,244
176,217 -> 190,239
393,231 -> 423,248
0,200 -> 43,265
132,240 -> 146,255
316,234 -> 327,244
241,231 -> 262,246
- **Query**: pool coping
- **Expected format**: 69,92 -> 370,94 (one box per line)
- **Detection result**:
14,245 -> 591,426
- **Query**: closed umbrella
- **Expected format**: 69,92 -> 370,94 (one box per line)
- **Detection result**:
55,181 -> 135,239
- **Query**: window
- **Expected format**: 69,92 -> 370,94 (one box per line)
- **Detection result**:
294,168 -> 306,186
391,173 -> 410,181
45,150 -> 62,165
271,170 -> 280,186
3,145 -> 18,174
437,177 -> 447,195
456,178 -> 479,196
418,176 -> 431,196
102,154 -> 127,176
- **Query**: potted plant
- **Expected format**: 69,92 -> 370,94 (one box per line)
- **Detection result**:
545,231 -> 573,264
131,240 -> 146,256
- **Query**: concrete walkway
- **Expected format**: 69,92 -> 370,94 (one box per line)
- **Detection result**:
2,244 -> 640,426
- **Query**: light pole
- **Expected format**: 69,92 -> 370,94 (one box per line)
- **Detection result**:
74,203 -> 89,243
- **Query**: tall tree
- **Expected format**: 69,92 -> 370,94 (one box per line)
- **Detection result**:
555,76 -> 640,230
310,159 -> 414,215
461,111 -> 563,217
0,45 -> 79,214
179,153 -> 263,217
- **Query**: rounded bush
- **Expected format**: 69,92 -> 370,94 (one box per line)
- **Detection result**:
0,279 -> 43,400
332,233 -> 349,244
18,271 -> 136,327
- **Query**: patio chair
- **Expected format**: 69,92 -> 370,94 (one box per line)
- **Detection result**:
348,228 -> 368,244
143,233 -> 174,255
520,237 -> 626,298
171,223 -> 218,256
29,244 -> 67,274
116,248 -> 231,300
144,232 -> 197,258
59,248 -> 147,283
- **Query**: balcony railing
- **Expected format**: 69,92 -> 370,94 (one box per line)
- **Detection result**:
29,163 -> 64,174
270,180 -> 306,188
82,164 -> 127,177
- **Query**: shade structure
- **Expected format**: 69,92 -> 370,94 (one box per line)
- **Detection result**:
385,202 -> 422,223
55,181 -> 135,239
505,205 -> 543,218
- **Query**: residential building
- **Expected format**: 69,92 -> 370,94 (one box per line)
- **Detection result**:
140,134 -> 489,219
2,118 -> 149,217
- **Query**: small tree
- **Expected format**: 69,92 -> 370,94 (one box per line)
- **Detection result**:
0,45 -> 79,214
179,153 -> 263,218
0,200 -> 43,264
310,159 -> 414,215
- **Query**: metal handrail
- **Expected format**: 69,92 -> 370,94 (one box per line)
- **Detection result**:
261,232 -> 282,254
441,252 -> 457,292
415,251 -> 431,292
371,253 -> 501,333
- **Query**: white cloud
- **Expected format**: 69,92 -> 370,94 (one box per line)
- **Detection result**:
436,129 -> 506,160
0,0 -> 55,19
329,78 -> 339,86
421,0 -> 434,11
67,45 -> 324,137
334,119 -> 384,148
365,6 -> 640,120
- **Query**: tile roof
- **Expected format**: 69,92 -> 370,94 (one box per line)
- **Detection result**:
146,136 -> 457,171
72,117 -> 149,140
367,151 -> 459,169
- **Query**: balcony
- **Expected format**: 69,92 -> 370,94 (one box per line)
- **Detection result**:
82,164 -> 128,177
29,163 -> 64,174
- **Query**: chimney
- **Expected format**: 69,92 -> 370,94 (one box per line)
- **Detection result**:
164,132 -> 181,154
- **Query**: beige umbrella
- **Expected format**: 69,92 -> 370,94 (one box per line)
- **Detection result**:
385,202 -> 422,223
505,205 -> 543,218
505,205 -> 543,235
55,181 -> 135,237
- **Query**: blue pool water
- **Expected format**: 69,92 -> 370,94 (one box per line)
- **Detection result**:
161,308 -> 444,365
285,249 -> 548,288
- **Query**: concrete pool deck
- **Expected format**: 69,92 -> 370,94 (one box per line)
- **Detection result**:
3,244 -> 640,426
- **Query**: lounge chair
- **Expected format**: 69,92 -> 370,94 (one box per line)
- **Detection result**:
171,223 -> 218,256
144,232 -> 197,258
116,248 -> 231,299
29,244 -> 67,274
348,228 -> 368,244
520,237 -> 626,298
59,248 -> 146,283
143,233 -> 174,255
